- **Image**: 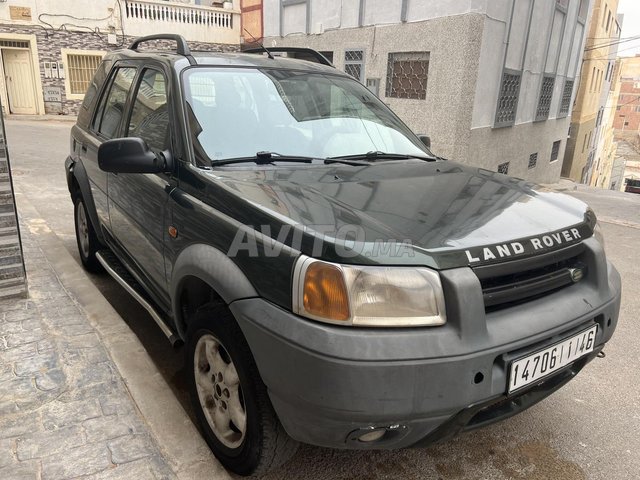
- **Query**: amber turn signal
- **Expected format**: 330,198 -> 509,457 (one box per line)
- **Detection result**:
302,262 -> 350,321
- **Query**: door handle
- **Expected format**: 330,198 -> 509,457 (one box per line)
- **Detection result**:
81,145 -> 87,153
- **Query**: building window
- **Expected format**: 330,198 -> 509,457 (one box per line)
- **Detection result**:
62,50 -> 105,100
558,79 -> 574,117
536,75 -> 555,121
0,40 -> 29,48
528,153 -> 538,169
551,140 -> 561,162
497,162 -> 510,175
494,70 -> 521,127
578,0 -> 588,22
320,51 -> 334,64
385,52 -> 429,100
366,78 -> 380,96
344,49 -> 364,83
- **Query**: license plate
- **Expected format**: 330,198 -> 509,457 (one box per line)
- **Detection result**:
508,325 -> 598,393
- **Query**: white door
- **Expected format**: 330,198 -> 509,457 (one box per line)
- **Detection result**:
2,49 -> 37,115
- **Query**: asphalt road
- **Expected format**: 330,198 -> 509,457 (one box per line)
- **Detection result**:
6,119 -> 640,480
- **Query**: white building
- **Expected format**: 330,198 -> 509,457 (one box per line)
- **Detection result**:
262,0 -> 591,183
0,0 -> 241,116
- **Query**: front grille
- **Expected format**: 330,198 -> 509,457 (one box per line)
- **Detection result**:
474,243 -> 586,312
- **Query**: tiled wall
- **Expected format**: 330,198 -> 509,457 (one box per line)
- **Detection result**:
0,24 -> 240,115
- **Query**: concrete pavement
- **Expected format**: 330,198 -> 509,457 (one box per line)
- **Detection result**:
5,119 -> 640,479
0,200 -> 177,479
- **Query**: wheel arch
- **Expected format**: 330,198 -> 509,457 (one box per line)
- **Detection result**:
171,243 -> 258,339
67,157 -> 104,243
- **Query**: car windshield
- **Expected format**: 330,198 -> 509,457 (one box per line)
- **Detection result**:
182,67 -> 430,165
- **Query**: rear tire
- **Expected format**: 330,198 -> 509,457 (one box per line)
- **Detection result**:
74,195 -> 103,273
186,304 -> 298,476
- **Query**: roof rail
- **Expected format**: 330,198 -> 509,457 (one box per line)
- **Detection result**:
243,47 -> 334,67
129,34 -> 196,65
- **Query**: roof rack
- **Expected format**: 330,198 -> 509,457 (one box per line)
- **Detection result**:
243,47 -> 334,67
129,34 -> 196,65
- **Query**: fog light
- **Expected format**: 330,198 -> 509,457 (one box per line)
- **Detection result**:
358,428 -> 386,442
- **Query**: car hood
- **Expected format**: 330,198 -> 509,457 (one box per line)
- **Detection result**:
207,160 -> 592,268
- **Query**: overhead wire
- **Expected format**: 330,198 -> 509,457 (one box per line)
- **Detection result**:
585,34 -> 640,52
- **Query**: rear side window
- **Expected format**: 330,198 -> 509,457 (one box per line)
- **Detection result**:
127,69 -> 170,152
92,67 -> 137,139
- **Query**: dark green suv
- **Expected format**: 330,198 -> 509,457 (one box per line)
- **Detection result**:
66,34 -> 621,476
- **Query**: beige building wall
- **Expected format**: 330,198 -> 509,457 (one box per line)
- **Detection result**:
562,0 -> 620,183
592,56 -> 622,188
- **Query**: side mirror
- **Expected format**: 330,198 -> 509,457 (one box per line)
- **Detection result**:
98,137 -> 172,174
417,134 -> 431,149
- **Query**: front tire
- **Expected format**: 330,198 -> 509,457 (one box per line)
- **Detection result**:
186,304 -> 298,476
74,195 -> 103,273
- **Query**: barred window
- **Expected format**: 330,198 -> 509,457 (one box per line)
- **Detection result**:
535,76 -> 555,121
497,162 -> 510,175
494,70 -> 521,127
344,49 -> 364,83
528,152 -> 538,169
558,79 -> 574,117
67,54 -> 103,95
385,52 -> 429,100
550,140 -> 561,162
0,40 -> 28,48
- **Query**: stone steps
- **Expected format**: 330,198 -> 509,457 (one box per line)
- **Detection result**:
0,212 -> 17,228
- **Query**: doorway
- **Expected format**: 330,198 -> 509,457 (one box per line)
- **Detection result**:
2,48 -> 37,115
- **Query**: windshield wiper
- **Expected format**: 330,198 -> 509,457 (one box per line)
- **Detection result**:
329,151 -> 437,162
211,151 -> 316,166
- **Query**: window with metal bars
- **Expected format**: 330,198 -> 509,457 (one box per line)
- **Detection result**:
558,79 -> 574,117
497,162 -> 510,175
550,140 -> 561,162
0,40 -> 29,49
385,52 -> 429,100
67,54 -> 103,95
528,152 -> 538,169
494,70 -> 521,127
535,76 -> 555,121
344,49 -> 364,83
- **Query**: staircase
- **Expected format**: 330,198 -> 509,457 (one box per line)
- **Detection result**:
0,124 -> 27,300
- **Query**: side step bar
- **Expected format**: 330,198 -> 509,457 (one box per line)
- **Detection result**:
96,250 -> 182,347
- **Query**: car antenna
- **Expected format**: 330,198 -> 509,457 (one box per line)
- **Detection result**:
243,28 -> 274,59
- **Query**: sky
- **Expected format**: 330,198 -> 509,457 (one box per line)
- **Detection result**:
617,0 -> 640,57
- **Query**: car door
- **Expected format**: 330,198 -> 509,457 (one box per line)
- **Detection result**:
107,67 -> 174,305
82,65 -> 138,232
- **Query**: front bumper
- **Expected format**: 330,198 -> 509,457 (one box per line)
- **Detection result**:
230,253 -> 621,450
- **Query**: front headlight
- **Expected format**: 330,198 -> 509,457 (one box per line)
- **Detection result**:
292,256 -> 446,327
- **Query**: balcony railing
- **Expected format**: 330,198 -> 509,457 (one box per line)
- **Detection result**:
123,0 -> 239,45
